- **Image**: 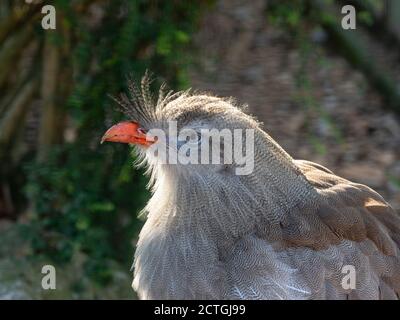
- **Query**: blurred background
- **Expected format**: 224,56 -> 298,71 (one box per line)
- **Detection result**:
0,0 -> 399,299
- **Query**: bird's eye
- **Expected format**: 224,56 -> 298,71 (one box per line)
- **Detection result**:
187,132 -> 202,145
177,130 -> 202,150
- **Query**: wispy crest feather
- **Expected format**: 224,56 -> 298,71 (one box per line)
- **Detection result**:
109,71 -> 187,127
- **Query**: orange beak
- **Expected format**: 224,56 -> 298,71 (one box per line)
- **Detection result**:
101,121 -> 156,146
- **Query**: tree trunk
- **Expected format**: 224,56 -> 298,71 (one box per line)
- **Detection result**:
37,35 -> 61,163
0,78 -> 38,157
0,27 -> 33,89
386,0 -> 400,39
0,3 -> 41,44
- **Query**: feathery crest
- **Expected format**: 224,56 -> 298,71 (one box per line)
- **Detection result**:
109,70 -> 184,127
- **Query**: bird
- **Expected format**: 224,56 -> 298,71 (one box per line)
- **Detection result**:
101,73 -> 400,300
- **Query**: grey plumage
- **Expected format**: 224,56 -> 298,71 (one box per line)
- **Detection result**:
112,76 -> 400,300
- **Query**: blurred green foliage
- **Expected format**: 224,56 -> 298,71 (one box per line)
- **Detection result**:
10,0 -> 211,284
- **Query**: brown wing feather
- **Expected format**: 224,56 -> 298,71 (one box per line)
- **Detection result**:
293,159 -> 400,297
294,159 -> 400,251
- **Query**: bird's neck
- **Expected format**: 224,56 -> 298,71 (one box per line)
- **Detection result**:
252,130 -> 317,211
134,133 -> 317,298
144,129 -> 316,238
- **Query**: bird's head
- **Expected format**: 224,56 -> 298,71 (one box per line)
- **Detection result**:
102,73 -> 312,231
102,73 -> 263,183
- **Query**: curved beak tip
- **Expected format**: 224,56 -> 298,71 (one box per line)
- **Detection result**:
100,135 -> 108,144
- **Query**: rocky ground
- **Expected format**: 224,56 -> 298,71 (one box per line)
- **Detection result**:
189,0 -> 400,211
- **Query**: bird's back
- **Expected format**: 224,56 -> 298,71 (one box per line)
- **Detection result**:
223,160 -> 400,299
